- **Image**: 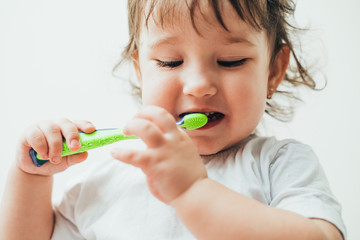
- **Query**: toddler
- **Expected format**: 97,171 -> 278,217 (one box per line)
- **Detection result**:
0,0 -> 346,239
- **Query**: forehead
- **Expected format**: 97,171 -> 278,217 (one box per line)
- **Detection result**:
143,0 -> 265,30
141,0 -> 266,47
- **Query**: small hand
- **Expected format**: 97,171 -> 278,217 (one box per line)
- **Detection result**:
111,106 -> 208,204
16,118 -> 96,176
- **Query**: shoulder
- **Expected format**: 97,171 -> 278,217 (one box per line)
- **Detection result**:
236,135 -> 315,167
203,135 -> 313,172
242,135 -> 325,187
236,136 -> 346,238
244,135 -> 311,157
204,135 -> 316,202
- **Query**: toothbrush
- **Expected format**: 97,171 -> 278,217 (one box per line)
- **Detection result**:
30,113 -> 208,167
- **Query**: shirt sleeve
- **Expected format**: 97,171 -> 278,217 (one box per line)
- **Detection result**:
51,182 -> 85,240
268,141 -> 347,239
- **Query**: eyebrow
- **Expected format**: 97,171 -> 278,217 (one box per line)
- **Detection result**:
222,35 -> 256,47
148,36 -> 181,49
148,35 -> 256,49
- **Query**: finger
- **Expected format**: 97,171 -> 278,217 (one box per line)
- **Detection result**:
35,152 -> 89,174
135,106 -> 177,133
25,125 -> 49,160
57,119 -> 96,152
39,121 -> 64,164
54,118 -> 82,152
111,147 -> 149,168
124,118 -> 165,148
73,120 -> 96,133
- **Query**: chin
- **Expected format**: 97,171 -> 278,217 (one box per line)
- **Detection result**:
194,134 -> 251,156
194,140 -> 226,156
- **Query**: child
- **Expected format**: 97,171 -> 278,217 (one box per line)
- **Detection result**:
0,0 -> 346,239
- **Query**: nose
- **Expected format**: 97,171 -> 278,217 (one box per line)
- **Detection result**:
182,67 -> 217,98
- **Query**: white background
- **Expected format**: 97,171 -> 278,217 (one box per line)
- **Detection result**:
0,0 -> 359,239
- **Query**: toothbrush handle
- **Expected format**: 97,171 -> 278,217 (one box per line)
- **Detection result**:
30,128 -> 137,167
30,149 -> 46,167
30,114 -> 204,167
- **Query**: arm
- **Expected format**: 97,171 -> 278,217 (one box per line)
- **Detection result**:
170,177 -> 343,240
112,106 -> 343,240
0,166 -> 54,240
0,119 -> 95,240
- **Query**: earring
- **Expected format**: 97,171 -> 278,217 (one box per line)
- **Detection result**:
267,88 -> 274,99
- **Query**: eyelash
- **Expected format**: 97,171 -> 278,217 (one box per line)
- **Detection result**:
156,60 -> 183,68
218,59 -> 248,67
156,59 -> 248,69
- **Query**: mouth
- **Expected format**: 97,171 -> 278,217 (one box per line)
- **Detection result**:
179,112 -> 225,126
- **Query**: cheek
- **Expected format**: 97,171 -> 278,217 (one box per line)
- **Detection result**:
225,72 -> 267,122
140,73 -> 181,111
230,87 -> 266,116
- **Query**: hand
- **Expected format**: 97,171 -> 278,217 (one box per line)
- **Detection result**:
111,106 -> 208,204
16,118 -> 96,176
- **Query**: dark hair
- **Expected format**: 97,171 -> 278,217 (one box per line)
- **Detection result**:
115,0 -> 322,122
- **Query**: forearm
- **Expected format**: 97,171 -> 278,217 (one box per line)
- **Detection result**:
171,178 -> 335,240
0,164 -> 54,240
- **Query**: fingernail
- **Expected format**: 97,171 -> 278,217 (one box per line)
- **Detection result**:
122,128 -> 130,136
51,156 -> 61,164
71,139 -> 80,149
111,149 -> 117,157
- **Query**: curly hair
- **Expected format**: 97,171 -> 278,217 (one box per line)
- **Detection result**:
115,0 -> 322,122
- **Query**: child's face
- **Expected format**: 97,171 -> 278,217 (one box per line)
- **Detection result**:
134,2 -> 274,155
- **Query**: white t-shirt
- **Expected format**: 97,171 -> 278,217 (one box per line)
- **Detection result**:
51,136 -> 346,239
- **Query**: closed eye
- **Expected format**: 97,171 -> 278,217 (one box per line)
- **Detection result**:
156,60 -> 183,68
217,59 -> 248,68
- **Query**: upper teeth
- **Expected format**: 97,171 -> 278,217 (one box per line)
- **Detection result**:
203,112 -> 215,117
179,112 -> 217,118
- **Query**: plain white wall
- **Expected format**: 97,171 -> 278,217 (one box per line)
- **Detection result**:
0,0 -> 359,238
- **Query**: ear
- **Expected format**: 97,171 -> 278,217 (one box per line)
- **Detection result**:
132,53 -> 142,85
267,45 -> 290,99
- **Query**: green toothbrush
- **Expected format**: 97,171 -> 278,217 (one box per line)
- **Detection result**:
30,113 -> 208,167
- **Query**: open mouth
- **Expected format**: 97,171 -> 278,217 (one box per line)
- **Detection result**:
179,112 -> 225,123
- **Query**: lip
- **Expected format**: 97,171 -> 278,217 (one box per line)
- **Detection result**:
177,108 -> 224,119
197,116 -> 224,130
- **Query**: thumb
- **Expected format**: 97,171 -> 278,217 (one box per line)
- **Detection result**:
64,151 -> 89,167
